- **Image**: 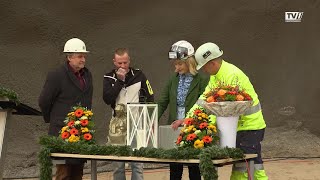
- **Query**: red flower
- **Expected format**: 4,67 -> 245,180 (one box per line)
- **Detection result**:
176,136 -> 183,144
202,135 -> 213,144
69,128 -> 78,135
186,133 -> 197,141
83,133 -> 92,141
227,91 -> 237,95
75,109 -> 84,118
184,118 -> 193,125
80,119 -> 89,126
67,121 -> 75,127
194,109 -> 202,115
199,122 -> 208,129
61,132 -> 70,139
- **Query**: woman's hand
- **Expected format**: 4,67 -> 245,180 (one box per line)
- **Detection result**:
171,119 -> 184,131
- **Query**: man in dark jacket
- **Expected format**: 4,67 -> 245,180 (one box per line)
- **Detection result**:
39,38 -> 93,180
103,48 -> 154,180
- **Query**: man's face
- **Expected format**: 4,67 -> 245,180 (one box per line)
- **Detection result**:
201,61 -> 216,75
68,53 -> 87,71
113,53 -> 130,72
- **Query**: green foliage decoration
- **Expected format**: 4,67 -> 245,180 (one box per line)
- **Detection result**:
0,86 -> 19,103
39,136 -> 244,180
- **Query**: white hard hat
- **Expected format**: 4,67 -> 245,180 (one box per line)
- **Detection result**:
168,40 -> 194,60
63,38 -> 89,53
195,42 -> 223,70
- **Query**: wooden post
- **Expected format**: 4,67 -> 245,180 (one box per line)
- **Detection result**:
0,97 -> 12,180
0,99 -> 41,180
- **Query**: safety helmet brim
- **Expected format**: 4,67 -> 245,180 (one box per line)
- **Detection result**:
63,50 -> 90,53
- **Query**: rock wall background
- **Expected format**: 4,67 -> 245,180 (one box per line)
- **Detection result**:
1,0 -> 320,178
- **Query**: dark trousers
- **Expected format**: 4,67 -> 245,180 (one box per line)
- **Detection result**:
55,164 -> 84,180
170,163 -> 201,180
236,128 -> 265,164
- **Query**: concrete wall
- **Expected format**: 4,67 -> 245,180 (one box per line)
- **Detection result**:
1,0 -> 320,178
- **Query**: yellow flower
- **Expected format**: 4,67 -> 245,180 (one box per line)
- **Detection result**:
208,125 -> 217,132
198,117 -> 202,120
187,125 -> 194,132
207,129 -> 212,135
67,112 -> 75,116
61,126 -> 68,133
192,128 -> 197,131
180,128 -> 185,133
81,127 -> 89,133
68,134 -> 80,143
202,114 -> 206,118
85,111 -> 93,116
194,139 -> 204,149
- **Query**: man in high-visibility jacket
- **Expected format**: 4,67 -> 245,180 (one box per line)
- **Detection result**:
186,42 -> 268,179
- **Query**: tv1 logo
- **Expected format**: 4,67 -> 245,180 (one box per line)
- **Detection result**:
285,12 -> 303,22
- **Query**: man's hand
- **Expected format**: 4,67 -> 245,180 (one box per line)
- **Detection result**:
116,68 -> 127,81
171,119 -> 184,131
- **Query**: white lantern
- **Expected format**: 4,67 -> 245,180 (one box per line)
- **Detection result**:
126,104 -> 158,149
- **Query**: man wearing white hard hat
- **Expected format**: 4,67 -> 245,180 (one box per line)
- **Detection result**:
39,38 -> 93,180
186,42 -> 268,179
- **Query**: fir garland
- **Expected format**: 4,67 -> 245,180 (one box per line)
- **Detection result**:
39,136 -> 244,180
0,87 -> 19,103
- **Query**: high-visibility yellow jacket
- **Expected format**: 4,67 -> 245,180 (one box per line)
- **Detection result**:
186,60 -> 266,131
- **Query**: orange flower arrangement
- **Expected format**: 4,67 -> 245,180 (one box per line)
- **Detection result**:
59,105 -> 95,143
176,108 -> 219,149
205,83 -> 252,103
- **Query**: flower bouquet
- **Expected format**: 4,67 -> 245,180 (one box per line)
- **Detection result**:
202,83 -> 253,147
59,105 -> 95,143
176,108 -> 219,149
203,84 -> 253,117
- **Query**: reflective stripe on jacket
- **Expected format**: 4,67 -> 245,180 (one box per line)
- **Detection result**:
186,60 -> 266,131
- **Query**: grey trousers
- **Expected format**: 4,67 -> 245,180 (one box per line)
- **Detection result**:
113,161 -> 144,180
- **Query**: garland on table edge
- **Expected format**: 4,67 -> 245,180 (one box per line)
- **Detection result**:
0,87 -> 19,103
39,136 -> 244,180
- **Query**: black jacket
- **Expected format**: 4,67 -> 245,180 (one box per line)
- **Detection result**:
39,62 -> 93,136
103,68 -> 154,112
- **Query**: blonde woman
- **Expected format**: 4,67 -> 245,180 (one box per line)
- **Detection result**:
157,40 -> 209,180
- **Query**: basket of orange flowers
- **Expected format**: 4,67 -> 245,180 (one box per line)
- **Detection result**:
202,83 -> 253,148
203,83 -> 253,117
59,105 -> 95,143
176,107 -> 219,149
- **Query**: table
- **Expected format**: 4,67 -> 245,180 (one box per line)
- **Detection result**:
51,153 -> 257,180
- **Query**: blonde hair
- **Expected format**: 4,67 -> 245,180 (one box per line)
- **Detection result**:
114,48 -> 129,58
185,56 -> 198,75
